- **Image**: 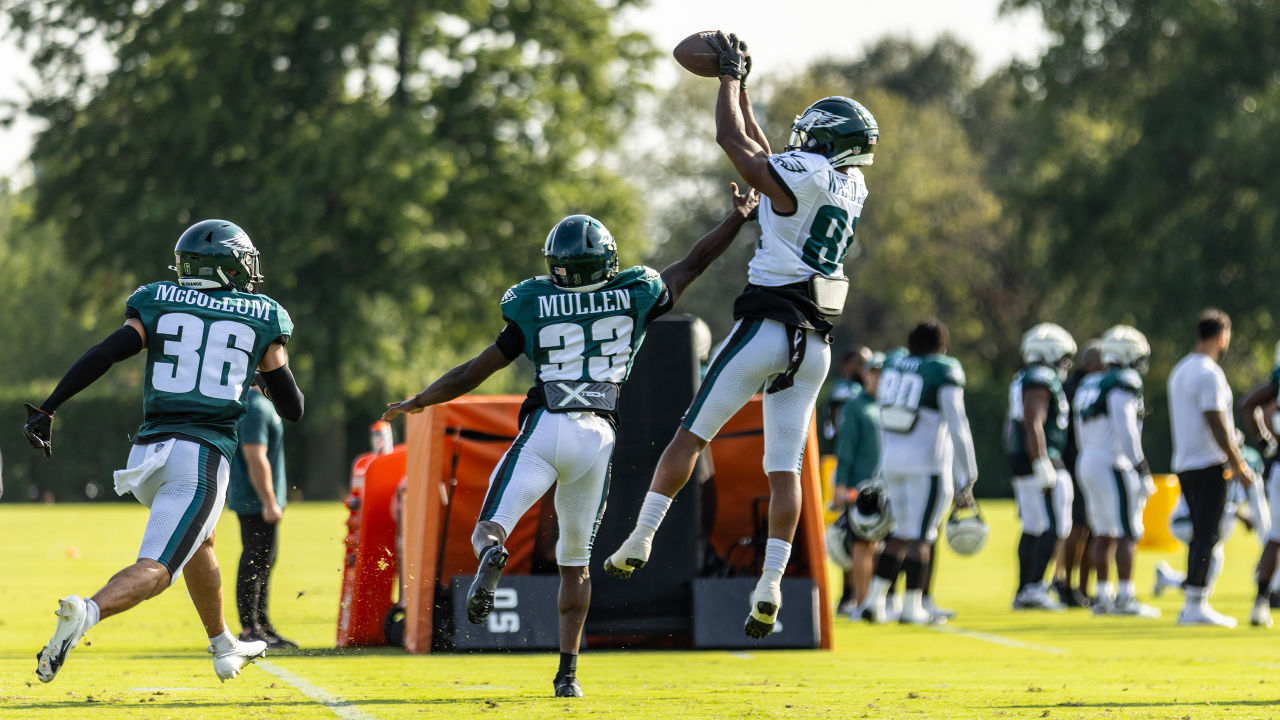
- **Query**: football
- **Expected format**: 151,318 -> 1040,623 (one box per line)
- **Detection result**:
673,30 -> 746,78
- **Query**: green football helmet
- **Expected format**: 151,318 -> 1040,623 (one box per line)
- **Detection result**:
544,215 -> 619,290
786,96 -> 879,168
171,219 -> 264,293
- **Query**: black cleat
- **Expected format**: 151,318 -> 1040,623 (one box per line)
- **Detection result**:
466,544 -> 509,625
743,601 -> 778,639
554,676 -> 583,698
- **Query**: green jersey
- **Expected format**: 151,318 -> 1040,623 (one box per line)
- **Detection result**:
496,266 -> 670,386
127,281 -> 294,461
1005,364 -> 1071,475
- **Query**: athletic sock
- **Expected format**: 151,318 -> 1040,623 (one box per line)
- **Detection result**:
1185,585 -> 1205,610
1096,580 -> 1115,602
83,598 -> 101,634
1033,532 -> 1057,584
1117,580 -> 1136,600
904,589 -> 925,617
758,539 -> 792,595
555,652 -> 578,682
1017,533 -> 1037,590
902,558 -> 926,591
209,628 -> 236,655
868,576 -> 891,617
630,492 -> 674,541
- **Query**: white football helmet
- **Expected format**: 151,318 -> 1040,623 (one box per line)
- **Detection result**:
825,514 -> 855,571
945,504 -> 989,556
1020,323 -> 1077,374
1099,325 -> 1150,373
849,483 -> 895,542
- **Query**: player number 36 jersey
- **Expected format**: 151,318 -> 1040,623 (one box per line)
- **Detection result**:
753,151 -> 869,286
127,281 -> 293,462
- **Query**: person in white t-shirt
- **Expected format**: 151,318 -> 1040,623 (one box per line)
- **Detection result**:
1167,309 -> 1257,628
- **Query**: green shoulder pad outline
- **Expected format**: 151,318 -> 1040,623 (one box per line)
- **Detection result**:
934,355 -> 966,388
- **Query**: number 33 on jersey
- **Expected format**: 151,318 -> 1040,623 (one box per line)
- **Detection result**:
499,266 -> 670,384
126,281 -> 293,461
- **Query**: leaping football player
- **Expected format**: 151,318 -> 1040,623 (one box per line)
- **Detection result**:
1006,324 -> 1077,611
383,184 -> 759,698
25,221 -> 304,683
604,31 -> 878,639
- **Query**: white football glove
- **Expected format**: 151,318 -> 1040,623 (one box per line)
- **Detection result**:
1032,457 -> 1058,490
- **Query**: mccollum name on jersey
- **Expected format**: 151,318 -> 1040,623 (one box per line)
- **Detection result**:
149,282 -> 278,322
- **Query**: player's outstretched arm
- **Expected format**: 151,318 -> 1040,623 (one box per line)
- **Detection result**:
22,319 -> 147,458
256,342 -> 305,422
660,182 -> 759,306
707,32 -> 793,213
383,344 -> 514,422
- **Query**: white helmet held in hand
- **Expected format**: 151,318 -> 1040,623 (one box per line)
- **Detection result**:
1099,325 -> 1150,374
1021,323 -> 1077,373
945,504 -> 989,556
849,482 -> 895,542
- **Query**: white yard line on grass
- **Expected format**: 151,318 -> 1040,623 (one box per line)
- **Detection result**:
929,625 -> 1068,655
257,660 -> 379,720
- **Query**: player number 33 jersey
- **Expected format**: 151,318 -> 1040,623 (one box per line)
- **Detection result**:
753,151 -> 869,286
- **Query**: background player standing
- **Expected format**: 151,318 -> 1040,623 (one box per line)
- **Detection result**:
1006,323 -> 1077,611
383,184 -> 759,698
605,32 -> 878,639
24,220 -> 304,683
1057,340 -> 1102,607
865,319 -> 978,625
1073,325 -> 1159,618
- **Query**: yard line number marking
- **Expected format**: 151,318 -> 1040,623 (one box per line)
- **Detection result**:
256,660 -> 378,720
929,625 -> 1068,655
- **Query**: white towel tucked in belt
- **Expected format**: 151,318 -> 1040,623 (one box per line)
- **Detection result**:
114,440 -> 174,496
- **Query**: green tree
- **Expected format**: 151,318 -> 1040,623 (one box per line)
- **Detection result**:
1005,0 -> 1280,469
5,0 -> 653,496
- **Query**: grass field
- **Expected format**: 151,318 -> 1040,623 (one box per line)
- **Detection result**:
2,500 -> 1279,719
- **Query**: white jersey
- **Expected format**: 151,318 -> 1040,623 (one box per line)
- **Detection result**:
878,353 -> 978,485
1073,369 -> 1146,470
751,151 -> 869,287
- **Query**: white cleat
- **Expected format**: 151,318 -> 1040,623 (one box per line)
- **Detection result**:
1177,604 -> 1236,628
36,595 -> 88,683
923,597 -> 957,619
861,601 -> 889,625
1153,560 -> 1182,597
1112,596 -> 1161,618
211,639 -> 267,682
744,583 -> 781,639
603,534 -> 652,579
1251,602 -> 1273,629
1012,584 -> 1066,611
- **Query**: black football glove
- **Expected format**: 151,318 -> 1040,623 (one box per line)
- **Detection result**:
707,31 -> 749,81
23,403 -> 53,458
741,53 -> 752,89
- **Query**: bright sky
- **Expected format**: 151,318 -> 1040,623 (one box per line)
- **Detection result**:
0,1 -> 1051,183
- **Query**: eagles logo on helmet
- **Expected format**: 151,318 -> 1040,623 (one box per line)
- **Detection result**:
945,503 -> 989,555
786,96 -> 879,168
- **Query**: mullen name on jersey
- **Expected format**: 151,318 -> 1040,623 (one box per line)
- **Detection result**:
149,283 -> 275,321
534,289 -> 634,319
